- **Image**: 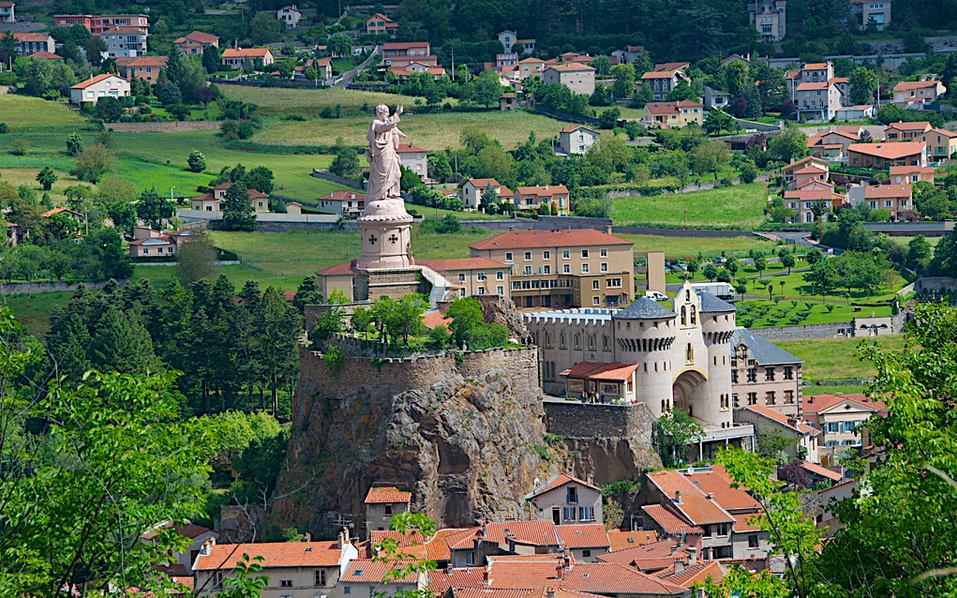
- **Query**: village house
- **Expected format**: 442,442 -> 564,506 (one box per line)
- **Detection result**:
559,125 -> 600,155
69,73 -> 131,104
141,521 -> 217,575
416,258 -> 511,297
639,70 -> 690,101
54,13 -> 149,34
127,228 -> 198,258
518,57 -> 545,79
514,185 -> 570,215
175,31 -> 220,55
920,127 -> 957,160
542,63 -> 596,96
396,143 -> 428,180
884,120 -> 931,141
525,473 -> 604,526
221,48 -> 275,68
5,222 -> 27,246
783,188 -> 844,223
295,57 -> 333,82
781,156 -> 831,187
848,141 -> 927,169
735,404 -> 820,462
189,182 -> 270,213
788,161 -> 829,190
115,55 -> 168,84
795,81 -> 842,121
0,1 -> 13,22
364,485 -> 411,537
315,190 -> 365,218
802,392 -> 888,465
382,41 -> 430,63
26,51 -> 63,60
555,524 -> 612,562
365,13 -> 398,36
277,5 -> 302,28
461,178 -> 513,211
316,263 -> 354,302
500,93 -> 518,110
611,45 -> 645,66
496,52 -> 519,68
730,328 -> 803,417
389,62 -> 446,80
850,0 -> 891,29
748,0 -> 786,42
194,533 -> 358,598
889,164 -> 935,184
339,558 -> 426,598
892,80 -> 945,109
97,27 -> 148,58
475,228 -> 635,310
847,184 -> 915,221
642,101 -> 704,129
13,33 -> 54,55
703,86 -> 731,111
806,127 -> 860,159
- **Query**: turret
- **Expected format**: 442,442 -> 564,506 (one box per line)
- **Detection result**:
612,297 -> 677,416
698,291 -> 736,427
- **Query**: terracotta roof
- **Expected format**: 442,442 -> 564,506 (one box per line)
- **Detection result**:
654,62 -> 689,71
888,165 -> 935,175
641,70 -> 677,79
365,486 -> 412,504
422,310 -> 454,330
384,41 -> 430,50
521,588 -> 606,598
556,524 -> 610,549
14,33 -> 53,42
343,558 -> 419,583
526,474 -> 601,501
184,30 -> 220,43
644,101 -> 702,115
419,257 -> 508,271
397,143 -> 427,153
796,81 -> 830,91
519,57 -> 545,64
515,185 -> 569,196
449,589 -> 530,598
799,461 -> 843,481
428,568 -> 489,594
560,562 -> 686,595
793,165 -> 828,175
640,505 -> 704,535
370,530 -> 427,559
801,392 -> 886,414
117,55 -> 169,67
885,121 -> 931,131
742,404 -> 819,435
424,528 -> 480,561
469,229 -> 631,251
803,62 -> 829,69
209,181 -> 268,198
222,48 -> 272,58
848,142 -> 926,160
927,127 -> 957,138
597,540 -> 691,572
784,189 -> 840,200
70,73 -> 126,89
559,361 -> 639,382
194,541 -> 342,570
830,77 -> 849,84
859,184 -> 912,198
782,156 -> 828,172
893,80 -> 941,91
317,190 -> 363,201
485,520 -> 560,548
560,125 -> 599,134
681,469 -> 760,513
42,207 -> 83,218
646,471 -> 734,526
129,236 -> 173,246
27,51 -> 63,60
655,561 -> 726,588
546,63 -> 595,72
607,530 -> 657,552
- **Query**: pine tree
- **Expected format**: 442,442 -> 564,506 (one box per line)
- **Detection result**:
222,181 -> 257,231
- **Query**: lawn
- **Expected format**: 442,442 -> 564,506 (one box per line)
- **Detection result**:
738,299 -> 893,327
611,183 -> 769,229
619,233 -> 775,260
739,262 -> 907,303
251,110 -> 565,151
208,227 -> 496,280
775,334 -> 908,383
218,85 -> 429,116
2,291 -> 75,339
0,95 -> 90,132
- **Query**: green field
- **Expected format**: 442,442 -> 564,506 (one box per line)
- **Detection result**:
218,85 -> 430,116
251,110 -> 567,151
621,233 -> 774,259
738,299 -> 893,327
739,262 -> 907,303
775,334 -> 908,383
611,183 -> 769,229
0,95 -> 89,131
1,291 -> 75,339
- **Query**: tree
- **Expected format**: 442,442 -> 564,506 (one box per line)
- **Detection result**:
664,81 -> 697,102
202,46 -> 221,74
65,132 -> 82,156
251,13 -> 283,45
753,255 -> 767,278
187,150 -> 207,173
329,139 -> 360,178
482,183 -> 498,213
85,35 -> 107,66
137,187 -> 174,230
611,63 -> 636,98
71,144 -> 116,184
255,287 -> 302,415
351,306 -> 373,339
692,141 -> 731,180
848,66 -> 877,105
292,275 -> 323,314
471,70 -> 503,108
10,138 -> 27,155
740,161 -> 758,183
158,82 -> 182,107
907,235 -> 932,273
653,410 -> 703,468
629,83 -> 654,108
96,96 -> 124,122
703,263 -> 718,281
328,32 -> 352,57
687,258 -> 699,279
768,125 -> 808,163
703,108 -> 735,135
175,233 -> 220,283
725,61 -> 750,97
598,107 -> 620,129
244,166 -> 275,195
107,200 -> 137,237
167,104 -> 190,121
591,55 -> 611,76
36,167 -> 57,191
222,181 -> 257,231
780,247 -> 796,274
802,260 -> 838,301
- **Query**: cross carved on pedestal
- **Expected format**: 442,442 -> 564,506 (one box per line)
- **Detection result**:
368,234 -> 377,245
388,233 -> 399,244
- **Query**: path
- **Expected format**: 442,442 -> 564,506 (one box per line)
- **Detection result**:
336,45 -> 381,87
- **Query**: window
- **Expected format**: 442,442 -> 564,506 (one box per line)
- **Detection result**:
477,272 -> 486,281
747,368 -> 757,383
686,343 -> 694,362
524,251 -> 532,261
281,580 -> 293,588
543,265 -> 551,274
826,422 -> 839,433
720,394 -> 729,409
579,506 -> 593,520
748,534 -> 759,548
747,392 -> 757,405
582,549 -> 592,557
563,264 -> 570,273
543,250 -> 550,259
592,280 -> 600,290
143,248 -> 149,255
582,264 -> 589,273
574,334 -> 581,348
783,366 -> 793,380
765,367 -> 775,381
600,263 -> 607,272
212,572 -> 224,589
766,392 -> 775,405
505,252 -> 513,262
593,297 -> 600,306
384,505 -> 393,515
524,266 -> 532,275
316,570 -> 327,586
497,286 -> 504,294
581,249 -> 589,258
607,278 -> 621,288
567,486 -> 578,503
784,390 -> 794,404
496,271 -> 504,281
731,369 -> 738,383
563,507 -> 576,521
563,250 -> 570,259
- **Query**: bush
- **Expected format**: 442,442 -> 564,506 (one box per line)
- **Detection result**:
0,123 -> 8,133
220,119 -> 258,140
187,150 -> 206,173
167,104 -> 190,121
10,139 -> 28,156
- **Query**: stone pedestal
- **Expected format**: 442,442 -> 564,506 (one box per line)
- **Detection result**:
355,198 -> 414,270
352,267 -> 423,302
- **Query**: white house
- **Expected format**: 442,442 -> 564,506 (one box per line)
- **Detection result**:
396,143 -> 428,181
525,473 -> 604,525
277,5 -> 302,28
96,27 -> 148,58
315,190 -> 366,219
0,1 -> 14,22
69,74 -> 131,104
559,125 -> 600,155
461,178 -> 513,211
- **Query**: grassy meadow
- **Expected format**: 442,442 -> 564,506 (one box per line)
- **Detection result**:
611,183 -> 769,229
621,233 -> 774,260
775,334 -> 907,383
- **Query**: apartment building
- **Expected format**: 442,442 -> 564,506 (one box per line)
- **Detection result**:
543,63 -> 596,96
97,27 -> 148,58
748,0 -> 786,42
848,142 -> 927,169
847,184 -> 915,221
468,229 -> 634,309
55,14 -> 149,34
730,328 -> 803,417
13,33 -> 54,55
850,0 -> 891,29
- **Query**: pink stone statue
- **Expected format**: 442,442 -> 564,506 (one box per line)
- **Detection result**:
365,104 -> 404,203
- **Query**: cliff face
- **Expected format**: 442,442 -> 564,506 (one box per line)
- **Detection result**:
271,346 -> 661,539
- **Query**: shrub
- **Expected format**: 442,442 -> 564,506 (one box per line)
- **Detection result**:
0,123 -> 8,134
10,139 -> 28,155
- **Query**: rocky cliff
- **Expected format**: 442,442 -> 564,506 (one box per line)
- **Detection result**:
270,345 -> 661,539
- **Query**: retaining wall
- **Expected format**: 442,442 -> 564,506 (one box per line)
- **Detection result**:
750,312 -> 906,341
0,280 -> 120,295
312,169 -> 364,190
544,400 -> 655,443
105,121 -> 222,133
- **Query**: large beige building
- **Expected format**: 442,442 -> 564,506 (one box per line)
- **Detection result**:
542,63 -> 596,96
468,229 -> 635,309
748,0 -> 786,42
730,328 -> 803,417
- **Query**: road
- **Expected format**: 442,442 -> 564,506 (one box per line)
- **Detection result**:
335,45 -> 381,88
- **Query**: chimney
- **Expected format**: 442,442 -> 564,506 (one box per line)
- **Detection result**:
546,590 -> 555,598
606,226 -> 613,234
563,554 -> 571,570
675,491 -> 682,504
674,559 -> 684,574
201,538 -> 215,556
706,493 -> 714,500
670,544 -> 677,555
687,546 -> 697,566
587,474 -> 594,485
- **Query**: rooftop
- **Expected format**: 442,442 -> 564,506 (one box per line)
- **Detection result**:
848,142 -> 926,160
612,297 -> 677,320
469,229 -> 631,251
731,328 -> 804,366
194,541 -> 342,570
364,486 -> 412,504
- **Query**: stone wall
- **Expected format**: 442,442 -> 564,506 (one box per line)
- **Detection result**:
0,280 -> 119,295
458,218 -> 759,239
105,121 -> 222,133
312,168 -> 364,190
544,400 -> 655,444
750,312 -> 907,341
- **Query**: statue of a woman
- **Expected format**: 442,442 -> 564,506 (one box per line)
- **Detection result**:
365,104 -> 404,203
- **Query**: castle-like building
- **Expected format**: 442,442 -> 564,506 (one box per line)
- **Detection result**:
525,281 -> 754,457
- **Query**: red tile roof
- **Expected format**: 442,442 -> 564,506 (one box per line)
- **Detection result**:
596,541 -> 691,573
343,558 -> 419,583
859,184 -> 912,199
14,33 -> 53,42
796,81 -> 830,91
801,392 -> 886,414
515,185 -> 570,196
469,229 -> 631,251
428,567 -> 489,594
485,520 -> 561,548
526,474 -> 600,501
222,48 -> 272,58
384,41 -> 430,50
70,73 -> 126,89
559,361 -> 639,383
184,30 -> 220,43
422,309 -> 453,330
893,81 -> 941,91
418,257 -> 508,271
793,165 -> 828,175
646,471 -> 734,526
449,589 -> 531,598
560,562 -> 686,595
194,541 -> 342,570
784,189 -> 841,201
681,469 -> 760,513
42,207 -> 83,218
640,505 -> 704,535
803,62 -> 829,69
654,62 -> 689,71
799,461 -> 843,481
642,70 -> 677,79
607,530 -> 658,552
423,527 -> 480,561
560,125 -> 599,134
742,404 -> 819,435
889,165 -> 935,176
397,143 -> 427,153
27,51 -> 63,60
655,561 -> 726,588
365,486 -> 412,504
556,524 -> 610,549
547,63 -> 595,72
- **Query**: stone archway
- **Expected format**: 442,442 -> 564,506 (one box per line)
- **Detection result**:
672,368 -> 708,420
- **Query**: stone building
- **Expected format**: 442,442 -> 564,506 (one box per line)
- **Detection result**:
524,473 -> 603,526
730,328 -> 804,417
364,485 -> 411,537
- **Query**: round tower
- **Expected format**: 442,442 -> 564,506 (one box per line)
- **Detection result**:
699,291 -> 736,428
611,297 -> 678,417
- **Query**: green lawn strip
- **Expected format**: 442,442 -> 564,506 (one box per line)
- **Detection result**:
774,334 -> 907,382
620,234 -> 775,261
741,265 -> 906,303
803,383 -> 878,397
131,263 -> 296,292
218,85 -> 436,114
0,95 -> 89,131
610,183 -> 768,229
738,299 -> 892,327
